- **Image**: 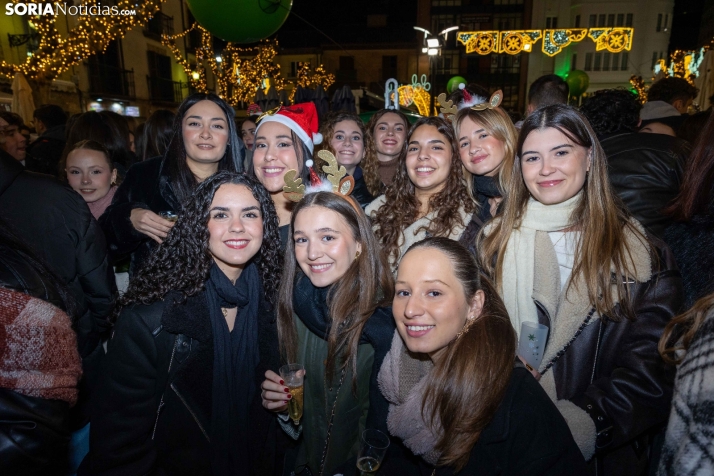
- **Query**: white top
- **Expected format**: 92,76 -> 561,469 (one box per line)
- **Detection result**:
548,231 -> 580,292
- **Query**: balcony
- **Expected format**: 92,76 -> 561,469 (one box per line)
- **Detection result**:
147,76 -> 190,104
87,63 -> 135,99
143,12 -> 174,40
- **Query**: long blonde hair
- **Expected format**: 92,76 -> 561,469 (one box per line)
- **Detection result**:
453,106 -> 517,199
478,105 -> 649,319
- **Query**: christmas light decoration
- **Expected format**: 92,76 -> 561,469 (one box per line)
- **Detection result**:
587,28 -> 633,53
542,29 -> 588,57
499,30 -> 542,55
397,74 -> 431,116
290,62 -> 335,101
629,75 -> 647,104
457,31 -> 499,55
0,0 -> 166,81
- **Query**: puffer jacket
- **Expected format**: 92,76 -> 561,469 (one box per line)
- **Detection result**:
600,132 -> 689,238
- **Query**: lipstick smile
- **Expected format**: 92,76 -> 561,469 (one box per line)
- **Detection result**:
224,239 -> 249,249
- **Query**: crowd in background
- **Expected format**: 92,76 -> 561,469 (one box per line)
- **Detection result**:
0,73 -> 712,476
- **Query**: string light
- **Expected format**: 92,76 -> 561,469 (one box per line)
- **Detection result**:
588,28 -> 634,53
542,29 -> 588,57
0,0 -> 166,80
629,75 -> 647,104
163,24 -> 334,106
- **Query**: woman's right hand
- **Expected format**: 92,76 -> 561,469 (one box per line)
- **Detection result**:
261,370 -> 292,412
130,209 -> 174,244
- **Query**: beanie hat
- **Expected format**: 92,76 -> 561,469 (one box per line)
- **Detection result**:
255,102 -> 323,153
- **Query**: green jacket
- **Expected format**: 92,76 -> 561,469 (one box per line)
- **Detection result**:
292,317 -> 375,475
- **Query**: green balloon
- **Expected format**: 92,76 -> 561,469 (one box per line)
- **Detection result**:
565,70 -> 590,97
446,76 -> 468,94
186,0 -> 292,43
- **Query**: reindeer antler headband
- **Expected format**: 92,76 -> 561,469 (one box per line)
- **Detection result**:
282,150 -> 355,202
438,86 -> 504,124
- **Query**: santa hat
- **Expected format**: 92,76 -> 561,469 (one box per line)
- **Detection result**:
457,83 -> 487,110
255,102 -> 323,153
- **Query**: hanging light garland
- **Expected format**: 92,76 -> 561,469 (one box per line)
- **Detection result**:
0,0 -> 166,80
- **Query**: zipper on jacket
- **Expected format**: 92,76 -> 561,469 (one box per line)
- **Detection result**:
171,382 -> 210,442
152,338 -> 178,440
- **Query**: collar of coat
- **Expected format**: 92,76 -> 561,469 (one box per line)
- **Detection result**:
160,291 -> 212,343
366,194 -> 472,268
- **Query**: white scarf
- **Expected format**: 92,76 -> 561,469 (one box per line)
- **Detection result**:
498,192 -> 582,337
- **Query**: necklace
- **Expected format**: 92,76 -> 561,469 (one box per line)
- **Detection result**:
221,307 -> 228,318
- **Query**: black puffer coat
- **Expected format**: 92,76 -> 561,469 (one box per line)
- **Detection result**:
0,152 -> 115,356
83,290 -> 285,476
100,156 -> 179,274
600,133 -> 689,238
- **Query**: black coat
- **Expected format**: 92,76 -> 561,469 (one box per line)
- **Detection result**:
351,174 -> 375,209
83,290 -> 284,476
663,197 -> 714,309
25,125 -> 67,177
541,239 -> 682,475
0,243 -> 73,475
100,156 -> 180,273
380,366 -> 588,476
600,133 -> 689,238
0,151 -> 115,356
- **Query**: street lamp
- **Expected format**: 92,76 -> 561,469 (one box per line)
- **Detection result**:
414,25 -> 459,115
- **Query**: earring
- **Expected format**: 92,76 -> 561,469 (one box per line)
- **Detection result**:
454,315 -> 476,341
354,250 -> 361,261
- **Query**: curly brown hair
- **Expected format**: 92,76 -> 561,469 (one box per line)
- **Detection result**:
315,111 -> 381,196
371,116 -> 474,264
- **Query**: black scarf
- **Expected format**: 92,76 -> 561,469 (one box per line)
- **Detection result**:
473,174 -> 501,199
205,262 -> 261,476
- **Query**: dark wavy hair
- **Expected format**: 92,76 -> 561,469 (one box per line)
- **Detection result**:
61,111 -> 132,174
113,172 -> 281,323
316,111 -> 381,196
647,77 -> 699,104
278,192 -> 394,390
371,116 -> 475,264
163,93 -> 244,204
400,237 -> 515,471
580,88 -> 642,137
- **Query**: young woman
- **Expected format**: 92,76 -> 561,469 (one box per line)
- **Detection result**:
453,95 -> 517,235
658,292 -> 714,476
139,109 -> 176,161
366,109 -> 409,187
100,93 -> 244,273
317,111 -> 380,207
478,105 -> 683,475
251,103 -> 321,247
241,117 -> 257,151
260,192 -> 395,476
366,117 -> 475,270
64,140 -> 119,220
85,172 -> 283,476
379,237 -> 586,475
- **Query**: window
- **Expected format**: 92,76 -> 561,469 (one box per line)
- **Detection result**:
494,13 -> 522,30
651,51 -> 659,69
589,15 -> 596,27
575,15 -> 580,28
620,52 -> 629,71
594,53 -> 602,71
436,50 -> 460,75
432,0 -> 461,5
664,14 -> 668,31
598,14 -> 606,27
603,53 -> 611,71
432,14 -> 456,35
494,0 -> 524,5
607,14 -> 615,27
382,56 -> 398,81
546,17 -> 558,29
572,53 -> 577,70
626,14 -> 633,26
289,61 -> 299,78
617,14 -> 624,26
339,56 -> 354,70
657,13 -> 662,32
585,52 -> 593,71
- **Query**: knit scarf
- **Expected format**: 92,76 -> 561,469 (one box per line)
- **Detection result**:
0,288 -> 82,405
377,331 -> 440,465
204,262 -> 261,476
378,156 -> 399,187
87,185 -> 117,220
494,192 -> 582,337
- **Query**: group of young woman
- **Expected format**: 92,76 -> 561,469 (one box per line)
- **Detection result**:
79,90 -> 683,476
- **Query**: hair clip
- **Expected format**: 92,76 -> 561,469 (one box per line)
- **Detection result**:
282,150 -> 355,202
470,90 -> 503,111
